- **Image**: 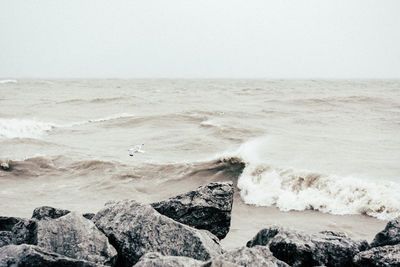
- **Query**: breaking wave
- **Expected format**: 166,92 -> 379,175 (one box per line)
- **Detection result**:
233,140 -> 400,220
0,119 -> 55,139
0,79 -> 18,84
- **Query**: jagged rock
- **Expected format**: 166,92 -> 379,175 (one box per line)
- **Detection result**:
134,252 -> 204,267
247,226 -> 368,267
0,216 -> 24,231
0,244 -> 100,267
202,260 -> 239,267
151,182 -> 234,239
0,232 -> 12,248
208,246 -> 289,267
353,244 -> 400,266
371,217 -> 400,247
9,212 -> 116,265
35,212 -> 117,265
32,206 -> 71,220
93,200 -> 223,267
83,213 -> 95,220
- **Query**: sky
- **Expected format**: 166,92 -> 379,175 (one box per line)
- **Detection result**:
0,0 -> 399,79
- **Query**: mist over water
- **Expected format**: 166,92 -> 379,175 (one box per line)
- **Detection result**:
0,79 -> 399,220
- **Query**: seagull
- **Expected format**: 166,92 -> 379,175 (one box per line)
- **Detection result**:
128,144 -> 145,156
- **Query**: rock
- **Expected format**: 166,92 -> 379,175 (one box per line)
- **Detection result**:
9,212 -> 116,265
151,182 -> 234,239
208,246 -> 289,267
371,217 -> 400,247
32,206 -> 71,220
353,244 -> 400,267
0,216 -> 23,231
35,212 -> 117,265
0,232 -> 13,248
202,260 -> 240,267
0,162 -> 10,171
0,244 -> 100,267
83,213 -> 95,220
247,226 -> 368,267
134,252 -> 205,267
93,200 -> 223,267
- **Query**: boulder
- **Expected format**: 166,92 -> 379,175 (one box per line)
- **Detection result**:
0,244 -> 100,267
247,226 -> 368,267
93,200 -> 223,267
151,182 -> 234,239
9,212 -> 116,265
353,244 -> 400,267
134,252 -> 204,267
207,246 -> 289,267
83,213 -> 95,220
202,260 -> 239,267
31,206 -> 70,220
371,216 -> 400,247
0,232 -> 13,248
0,216 -> 24,231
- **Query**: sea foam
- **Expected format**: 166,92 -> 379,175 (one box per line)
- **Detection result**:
0,119 -> 55,139
233,139 -> 400,220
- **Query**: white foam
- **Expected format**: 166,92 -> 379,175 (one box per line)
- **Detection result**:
0,79 -> 18,84
234,138 -> 400,220
0,119 -> 55,139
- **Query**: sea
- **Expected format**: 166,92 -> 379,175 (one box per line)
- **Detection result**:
0,79 -> 399,246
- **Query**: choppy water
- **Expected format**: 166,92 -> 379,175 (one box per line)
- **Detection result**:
0,79 -> 399,220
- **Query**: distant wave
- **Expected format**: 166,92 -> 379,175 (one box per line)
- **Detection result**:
0,118 -> 55,139
0,79 -> 17,84
233,140 -> 400,220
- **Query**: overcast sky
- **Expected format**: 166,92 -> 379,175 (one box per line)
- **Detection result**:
0,0 -> 399,78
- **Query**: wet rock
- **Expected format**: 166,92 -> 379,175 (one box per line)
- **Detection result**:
0,244 -> 100,267
134,252 -> 204,267
151,182 -> 234,239
0,231 -> 13,248
11,219 -> 37,245
0,162 -> 10,171
0,216 -> 23,231
208,246 -> 289,267
353,244 -> 400,267
93,200 -> 222,267
371,216 -> 400,247
32,206 -> 71,220
247,226 -> 368,267
35,212 -> 117,265
83,213 -> 95,220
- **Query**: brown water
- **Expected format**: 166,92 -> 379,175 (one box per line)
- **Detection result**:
0,79 -> 398,246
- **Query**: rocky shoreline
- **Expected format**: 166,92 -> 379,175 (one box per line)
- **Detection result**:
0,182 -> 399,267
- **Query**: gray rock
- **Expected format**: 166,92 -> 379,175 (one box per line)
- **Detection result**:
247,226 -> 368,267
371,217 -> 400,247
353,244 -> 400,267
202,260 -> 240,267
0,216 -> 23,231
208,246 -> 289,267
0,244 -> 100,267
83,213 -> 95,220
151,182 -> 234,239
0,232 -> 13,248
32,206 -> 71,220
93,200 -> 223,267
35,212 -> 117,265
9,212 -> 116,265
134,252 -> 205,267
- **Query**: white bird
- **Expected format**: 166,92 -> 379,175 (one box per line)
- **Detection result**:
128,144 -> 145,156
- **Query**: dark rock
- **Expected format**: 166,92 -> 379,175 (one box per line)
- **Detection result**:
208,246 -> 289,267
0,162 -> 10,171
83,213 -> 95,220
247,226 -> 368,267
93,200 -> 222,267
0,231 -> 13,248
11,219 -> 37,245
371,217 -> 400,247
0,216 -> 23,231
134,252 -> 204,267
0,244 -> 100,267
353,244 -> 400,267
35,212 -> 117,265
151,182 -> 234,239
32,206 -> 71,220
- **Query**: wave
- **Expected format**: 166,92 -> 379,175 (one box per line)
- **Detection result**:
0,79 -> 17,84
234,140 -> 400,220
0,119 -> 55,139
